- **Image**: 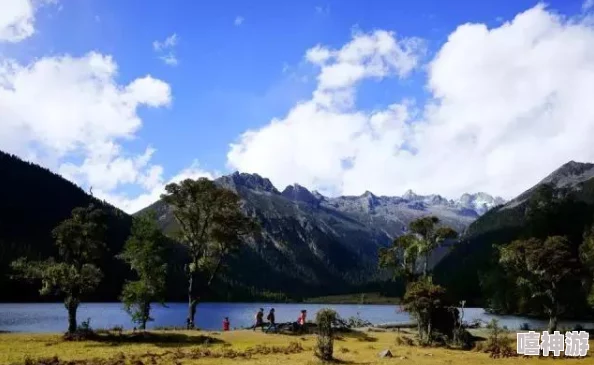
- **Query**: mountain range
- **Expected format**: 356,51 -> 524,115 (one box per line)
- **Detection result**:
139,171 -> 503,297
2,146 -> 594,303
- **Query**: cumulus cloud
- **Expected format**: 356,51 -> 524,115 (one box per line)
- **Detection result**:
0,0 -> 56,42
584,0 -> 594,11
94,160 -> 216,214
153,33 -> 179,66
0,50 -> 204,214
227,4 -> 594,200
234,16 -> 244,26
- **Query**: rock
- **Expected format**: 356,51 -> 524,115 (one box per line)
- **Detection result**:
398,356 -> 408,360
378,349 -> 393,358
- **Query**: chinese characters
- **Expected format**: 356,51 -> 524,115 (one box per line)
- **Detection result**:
517,331 -> 589,356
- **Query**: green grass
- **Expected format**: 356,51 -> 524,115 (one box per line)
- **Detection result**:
2,329 -> 592,365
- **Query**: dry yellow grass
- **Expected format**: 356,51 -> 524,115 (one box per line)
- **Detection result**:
0,329 -> 593,365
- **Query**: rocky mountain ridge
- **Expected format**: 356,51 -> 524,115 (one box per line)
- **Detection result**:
213,171 -> 505,218
141,171 -> 502,296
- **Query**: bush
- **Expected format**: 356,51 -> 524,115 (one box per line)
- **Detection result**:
345,315 -> 372,328
315,308 -> 338,361
484,319 -> 515,358
520,322 -> 530,331
63,318 -> 96,341
402,278 -> 448,343
395,335 -> 415,346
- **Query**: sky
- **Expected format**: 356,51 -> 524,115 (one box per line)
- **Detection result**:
1,0 -> 594,213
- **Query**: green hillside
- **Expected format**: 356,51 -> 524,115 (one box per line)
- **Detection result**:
435,161 -> 594,317
0,150 -> 132,302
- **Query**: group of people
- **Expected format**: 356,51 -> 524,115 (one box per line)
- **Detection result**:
221,308 -> 308,333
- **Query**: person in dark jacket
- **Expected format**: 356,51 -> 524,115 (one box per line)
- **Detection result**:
253,308 -> 265,331
265,308 -> 277,333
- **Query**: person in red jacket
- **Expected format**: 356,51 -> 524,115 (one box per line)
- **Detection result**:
293,309 -> 307,333
298,309 -> 307,325
223,317 -> 230,331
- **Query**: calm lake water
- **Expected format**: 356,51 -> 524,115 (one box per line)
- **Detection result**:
0,302 -> 591,333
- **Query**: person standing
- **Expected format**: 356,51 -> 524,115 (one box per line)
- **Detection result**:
298,309 -> 307,326
266,308 -> 277,333
223,317 -> 230,331
294,309 -> 307,333
253,308 -> 264,331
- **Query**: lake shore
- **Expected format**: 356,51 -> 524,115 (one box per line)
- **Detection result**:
3,328 -> 592,365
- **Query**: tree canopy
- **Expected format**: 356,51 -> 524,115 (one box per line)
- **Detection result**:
499,236 -> 580,332
161,178 -> 259,328
11,204 -> 107,333
119,212 -> 168,330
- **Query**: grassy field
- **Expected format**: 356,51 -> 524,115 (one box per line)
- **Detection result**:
1,329 -> 593,365
303,292 -> 401,304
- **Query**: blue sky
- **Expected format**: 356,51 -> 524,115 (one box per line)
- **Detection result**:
1,0 -> 594,212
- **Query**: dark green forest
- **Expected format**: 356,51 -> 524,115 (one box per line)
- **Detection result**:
0,150 -> 132,302
435,181 -> 594,319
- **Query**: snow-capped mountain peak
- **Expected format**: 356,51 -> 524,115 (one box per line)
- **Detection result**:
455,192 -> 505,215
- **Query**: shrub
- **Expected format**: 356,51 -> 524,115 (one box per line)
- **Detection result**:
344,314 -> 372,328
484,319 -> 515,358
520,322 -> 530,331
315,308 -> 338,361
395,335 -> 415,346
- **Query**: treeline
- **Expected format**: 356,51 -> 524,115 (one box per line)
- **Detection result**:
9,177 -> 262,332
436,183 -> 594,322
0,151 -> 132,302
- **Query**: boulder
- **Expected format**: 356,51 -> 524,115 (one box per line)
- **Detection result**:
378,349 -> 393,358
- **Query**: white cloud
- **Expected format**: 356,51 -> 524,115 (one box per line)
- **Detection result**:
0,0 -> 56,42
0,51 -> 203,214
153,33 -> 179,66
312,30 -> 425,91
94,160 -> 216,214
227,4 -> 594,200
153,33 -> 178,51
584,0 -> 594,11
234,16 -> 244,26
159,53 -> 178,66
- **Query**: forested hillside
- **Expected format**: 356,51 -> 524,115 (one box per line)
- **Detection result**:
0,151 -> 132,302
435,161 -> 594,318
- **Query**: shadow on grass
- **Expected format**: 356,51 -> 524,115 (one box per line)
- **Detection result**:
335,329 -> 378,343
310,358 -> 367,365
75,331 -> 225,348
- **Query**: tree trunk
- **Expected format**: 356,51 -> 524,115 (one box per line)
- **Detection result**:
548,315 -> 558,333
65,297 -> 78,333
423,254 -> 429,277
187,272 -> 198,329
548,288 -> 558,333
427,317 -> 432,343
141,301 -> 151,331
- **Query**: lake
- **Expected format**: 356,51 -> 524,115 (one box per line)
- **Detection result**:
0,302 -> 591,333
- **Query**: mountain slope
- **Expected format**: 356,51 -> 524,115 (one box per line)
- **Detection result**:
139,172 -> 495,297
0,151 -> 132,302
434,160 -> 594,306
